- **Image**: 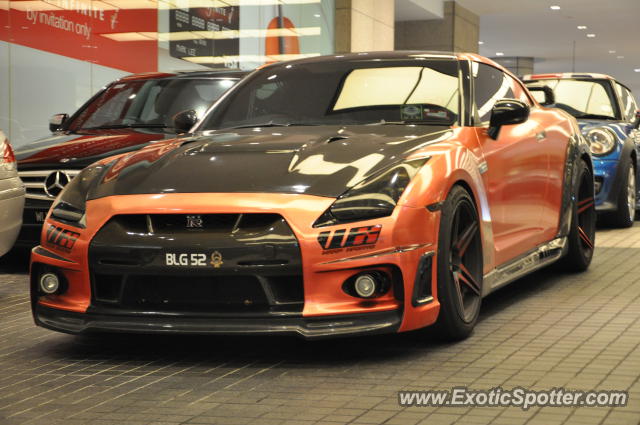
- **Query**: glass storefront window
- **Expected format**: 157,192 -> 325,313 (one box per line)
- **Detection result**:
0,0 -> 335,146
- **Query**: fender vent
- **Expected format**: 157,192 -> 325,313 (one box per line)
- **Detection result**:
412,253 -> 434,306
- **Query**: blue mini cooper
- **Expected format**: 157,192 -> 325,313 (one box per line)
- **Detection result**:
524,73 -> 640,227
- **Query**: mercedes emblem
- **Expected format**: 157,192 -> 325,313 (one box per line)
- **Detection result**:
43,171 -> 71,198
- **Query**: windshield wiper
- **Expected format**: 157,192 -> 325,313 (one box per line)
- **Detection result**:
366,120 -> 452,126
228,122 -> 291,130
228,121 -> 321,130
573,113 -> 616,120
80,124 -> 169,130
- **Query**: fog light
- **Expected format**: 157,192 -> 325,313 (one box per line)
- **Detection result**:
354,274 -> 378,298
343,270 -> 391,299
39,273 -> 60,294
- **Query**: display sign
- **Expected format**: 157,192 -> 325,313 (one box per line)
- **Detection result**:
169,6 -> 240,69
0,0 -> 157,73
170,3 -> 333,70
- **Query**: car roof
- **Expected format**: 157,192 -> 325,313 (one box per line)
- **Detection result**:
258,50 -> 514,78
522,72 -> 633,92
263,50 -> 497,65
117,69 -> 249,82
522,72 -> 615,81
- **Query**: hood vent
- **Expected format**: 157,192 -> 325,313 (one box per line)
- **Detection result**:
325,135 -> 349,143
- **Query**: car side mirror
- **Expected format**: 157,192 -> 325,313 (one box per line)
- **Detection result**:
526,85 -> 555,106
488,99 -> 530,140
173,109 -> 198,133
634,110 -> 640,129
49,113 -> 68,132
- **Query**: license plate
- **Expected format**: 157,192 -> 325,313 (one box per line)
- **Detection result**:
34,210 -> 47,223
165,252 -> 208,267
164,251 -> 224,268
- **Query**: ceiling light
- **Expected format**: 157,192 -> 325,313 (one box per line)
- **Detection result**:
495,52 -> 504,56
550,5 -> 561,10
617,56 -> 625,59
478,41 -> 484,45
577,25 -> 587,30
609,50 -> 616,54
586,34 -> 596,38
634,69 -> 640,73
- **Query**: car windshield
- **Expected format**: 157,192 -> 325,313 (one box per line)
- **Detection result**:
530,78 -> 618,120
198,59 -> 460,130
68,77 -> 238,132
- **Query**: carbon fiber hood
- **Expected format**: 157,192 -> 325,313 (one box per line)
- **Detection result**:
89,125 -> 453,199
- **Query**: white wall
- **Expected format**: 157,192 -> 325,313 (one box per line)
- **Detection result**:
2,43 -> 128,148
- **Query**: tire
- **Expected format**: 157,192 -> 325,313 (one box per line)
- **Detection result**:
433,185 -> 483,341
558,160 -> 596,272
604,160 -> 636,228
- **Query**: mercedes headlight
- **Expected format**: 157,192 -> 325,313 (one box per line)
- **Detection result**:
314,158 -> 428,227
50,163 -> 109,227
586,128 -> 616,156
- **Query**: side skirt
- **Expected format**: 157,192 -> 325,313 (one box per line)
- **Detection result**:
482,237 -> 568,297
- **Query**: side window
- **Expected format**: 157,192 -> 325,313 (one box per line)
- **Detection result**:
507,75 -> 533,106
472,62 -> 515,123
218,81 -> 284,125
615,83 -> 638,122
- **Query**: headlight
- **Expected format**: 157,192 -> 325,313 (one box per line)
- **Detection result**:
314,158 -> 428,227
586,128 -> 616,156
50,163 -> 109,227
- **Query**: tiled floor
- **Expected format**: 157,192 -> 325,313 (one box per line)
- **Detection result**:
0,224 -> 639,425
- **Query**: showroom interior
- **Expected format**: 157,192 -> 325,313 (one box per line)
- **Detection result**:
1,0 -> 639,424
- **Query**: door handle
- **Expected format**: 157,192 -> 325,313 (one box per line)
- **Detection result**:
536,131 -> 547,142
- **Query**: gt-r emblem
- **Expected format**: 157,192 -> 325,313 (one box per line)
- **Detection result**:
210,251 -> 223,268
186,215 -> 203,228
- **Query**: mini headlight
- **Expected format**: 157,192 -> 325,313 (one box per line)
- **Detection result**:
314,158 -> 428,227
586,128 -> 616,156
50,163 -> 109,227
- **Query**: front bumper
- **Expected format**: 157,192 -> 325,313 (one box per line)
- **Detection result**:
33,304 -> 402,339
593,159 -> 621,212
0,177 -> 25,256
30,193 -> 442,337
593,151 -> 640,213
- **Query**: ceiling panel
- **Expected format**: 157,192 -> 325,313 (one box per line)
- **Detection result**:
455,0 -> 640,97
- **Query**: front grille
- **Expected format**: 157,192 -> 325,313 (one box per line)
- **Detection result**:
114,213 -> 285,235
94,274 -> 261,311
18,169 -> 81,201
90,273 -> 304,315
92,274 -> 303,314
89,213 -> 304,316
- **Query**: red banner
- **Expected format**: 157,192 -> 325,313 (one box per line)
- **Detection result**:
0,0 -> 157,73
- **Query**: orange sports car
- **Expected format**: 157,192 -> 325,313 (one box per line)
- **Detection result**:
31,52 -> 595,340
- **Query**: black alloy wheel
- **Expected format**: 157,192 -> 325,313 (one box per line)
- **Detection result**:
434,185 -> 483,340
604,161 -> 636,228
577,179 -> 596,255
559,160 -> 596,272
